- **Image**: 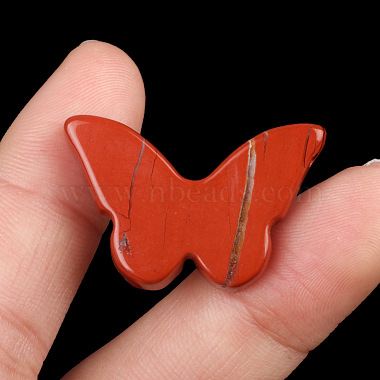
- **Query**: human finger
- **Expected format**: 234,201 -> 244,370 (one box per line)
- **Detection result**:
0,41 -> 145,377
63,163 -> 380,379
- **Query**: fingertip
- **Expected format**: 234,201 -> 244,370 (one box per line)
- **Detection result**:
63,40 -> 146,130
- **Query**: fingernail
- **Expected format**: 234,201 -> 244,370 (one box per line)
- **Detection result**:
80,40 -> 98,45
363,159 -> 380,166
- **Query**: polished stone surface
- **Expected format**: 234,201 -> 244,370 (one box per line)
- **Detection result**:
65,116 -> 325,290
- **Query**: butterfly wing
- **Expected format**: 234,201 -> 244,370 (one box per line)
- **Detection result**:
224,124 -> 326,287
65,116 -> 325,289
65,116 -> 186,289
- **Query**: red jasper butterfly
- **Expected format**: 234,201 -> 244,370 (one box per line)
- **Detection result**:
65,116 -> 325,290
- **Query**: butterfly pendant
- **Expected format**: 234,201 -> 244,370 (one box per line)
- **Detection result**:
65,116 -> 326,290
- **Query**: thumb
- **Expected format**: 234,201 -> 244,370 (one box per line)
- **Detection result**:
63,163 -> 380,379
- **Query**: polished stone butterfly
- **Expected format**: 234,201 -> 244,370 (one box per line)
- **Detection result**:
65,116 -> 325,290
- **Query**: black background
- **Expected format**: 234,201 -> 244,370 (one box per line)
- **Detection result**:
2,10 -> 379,379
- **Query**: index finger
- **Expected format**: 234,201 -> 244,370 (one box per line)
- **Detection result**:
0,41 -> 145,377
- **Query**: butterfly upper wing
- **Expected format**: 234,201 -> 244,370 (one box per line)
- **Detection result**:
65,116 -> 325,289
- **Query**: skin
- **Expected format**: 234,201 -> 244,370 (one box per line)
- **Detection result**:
0,41 -> 379,379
